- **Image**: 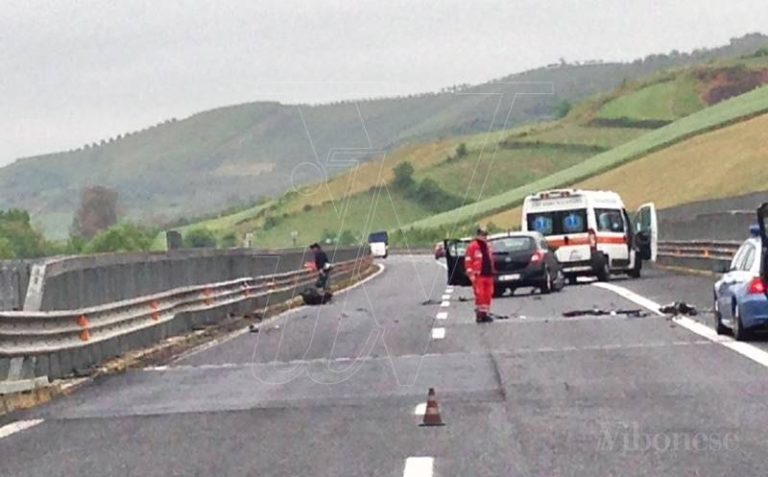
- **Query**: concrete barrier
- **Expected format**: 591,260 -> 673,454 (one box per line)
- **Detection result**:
0,249 -> 373,384
27,247 -> 360,311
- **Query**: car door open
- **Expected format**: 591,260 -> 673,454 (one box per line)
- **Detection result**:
758,203 -> 768,286
634,202 -> 658,262
444,239 -> 472,286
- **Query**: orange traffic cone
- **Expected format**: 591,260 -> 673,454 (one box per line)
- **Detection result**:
420,388 -> 445,427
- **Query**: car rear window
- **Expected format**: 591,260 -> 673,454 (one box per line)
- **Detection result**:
491,236 -> 534,253
527,209 -> 588,236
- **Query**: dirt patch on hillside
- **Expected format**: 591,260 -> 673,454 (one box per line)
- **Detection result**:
698,66 -> 768,105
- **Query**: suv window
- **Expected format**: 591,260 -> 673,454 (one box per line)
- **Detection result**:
595,209 -> 625,233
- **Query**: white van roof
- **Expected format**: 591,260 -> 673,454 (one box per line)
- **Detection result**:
524,189 -> 625,209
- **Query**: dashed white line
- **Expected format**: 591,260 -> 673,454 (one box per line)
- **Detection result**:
446,288 -> 454,294
436,312 -> 448,320
441,294 -> 451,300
594,281 -> 768,370
0,419 -> 44,440
431,327 -> 446,340
403,457 -> 434,477
440,301 -> 450,307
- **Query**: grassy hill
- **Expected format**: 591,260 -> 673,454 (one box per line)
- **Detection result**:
408,83 -> 768,231
166,49 -> 768,249
5,34 -> 768,239
486,111 -> 768,228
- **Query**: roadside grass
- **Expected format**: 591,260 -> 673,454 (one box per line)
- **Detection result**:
406,86 -> 768,230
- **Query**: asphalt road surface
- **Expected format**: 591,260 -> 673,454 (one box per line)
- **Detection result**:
3,256 -> 768,476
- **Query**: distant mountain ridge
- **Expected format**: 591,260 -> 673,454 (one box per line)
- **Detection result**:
2,33 -> 767,238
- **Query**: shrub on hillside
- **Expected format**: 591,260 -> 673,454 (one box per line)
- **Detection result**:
392,161 -> 416,190
86,223 -> 155,254
0,209 -> 49,259
184,228 -> 217,248
220,232 -> 238,248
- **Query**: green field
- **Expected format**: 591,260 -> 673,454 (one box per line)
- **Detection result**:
507,125 -> 647,149
597,77 -> 705,121
414,146 -> 593,200
242,189 -> 432,249
407,85 -> 768,230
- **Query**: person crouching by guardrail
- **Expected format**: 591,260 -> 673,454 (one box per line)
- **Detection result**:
465,226 -> 496,323
310,243 -> 332,292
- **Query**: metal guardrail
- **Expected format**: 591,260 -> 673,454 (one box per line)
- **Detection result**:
0,257 -> 371,384
657,240 -> 741,262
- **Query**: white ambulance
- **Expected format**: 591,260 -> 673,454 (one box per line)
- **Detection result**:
521,189 -> 657,283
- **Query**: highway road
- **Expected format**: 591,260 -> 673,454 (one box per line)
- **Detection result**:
3,255 -> 768,476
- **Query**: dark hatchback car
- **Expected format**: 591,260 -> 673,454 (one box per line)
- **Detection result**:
444,232 -> 566,296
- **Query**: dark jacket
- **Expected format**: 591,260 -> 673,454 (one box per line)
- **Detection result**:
314,250 -> 330,272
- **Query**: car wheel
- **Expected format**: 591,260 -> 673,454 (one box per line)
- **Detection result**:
553,269 -> 566,292
493,287 -> 506,298
596,258 -> 611,282
732,302 -> 750,341
713,296 -> 728,335
540,268 -> 553,294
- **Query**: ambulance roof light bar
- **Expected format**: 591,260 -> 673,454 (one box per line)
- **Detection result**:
536,189 -> 578,200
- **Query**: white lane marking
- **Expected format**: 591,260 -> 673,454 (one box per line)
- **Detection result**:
440,301 -> 450,307
403,457 -> 434,477
446,288 -> 454,294
436,312 -> 448,320
431,327 -> 446,340
414,403 -> 427,415
441,294 -> 451,300
146,341 -> 714,373
591,282 -> 665,316
435,260 -> 447,270
0,419 -> 44,440
170,263 -> 387,364
593,282 -> 768,369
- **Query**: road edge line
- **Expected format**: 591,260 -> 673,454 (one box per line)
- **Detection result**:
593,281 -> 768,369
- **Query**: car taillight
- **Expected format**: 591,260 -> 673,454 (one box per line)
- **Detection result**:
748,278 -> 767,295
531,251 -> 544,263
588,229 -> 598,250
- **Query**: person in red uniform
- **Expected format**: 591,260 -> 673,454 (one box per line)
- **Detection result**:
465,226 -> 495,323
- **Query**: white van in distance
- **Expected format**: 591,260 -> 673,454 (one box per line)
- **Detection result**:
368,231 -> 389,258
521,189 -> 657,283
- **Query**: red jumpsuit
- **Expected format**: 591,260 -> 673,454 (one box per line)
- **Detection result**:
465,238 -> 495,318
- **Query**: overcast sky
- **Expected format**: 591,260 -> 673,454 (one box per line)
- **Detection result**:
1,0 -> 767,165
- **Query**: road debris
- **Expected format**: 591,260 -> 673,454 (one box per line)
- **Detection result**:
421,299 -> 439,306
659,302 -> 698,316
562,308 -> 648,318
